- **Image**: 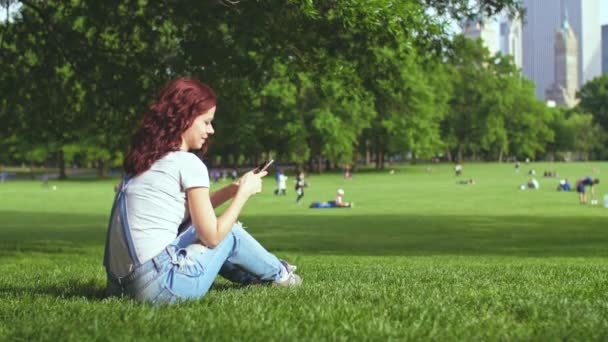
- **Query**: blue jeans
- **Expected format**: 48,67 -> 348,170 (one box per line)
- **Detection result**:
107,222 -> 283,304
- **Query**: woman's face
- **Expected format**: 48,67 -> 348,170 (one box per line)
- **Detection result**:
181,106 -> 216,151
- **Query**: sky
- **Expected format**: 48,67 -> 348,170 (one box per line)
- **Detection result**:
2,2 -> 608,25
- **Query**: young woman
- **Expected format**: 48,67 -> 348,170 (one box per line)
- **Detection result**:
103,77 -> 302,304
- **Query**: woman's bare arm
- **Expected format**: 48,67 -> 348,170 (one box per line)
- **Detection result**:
187,170 -> 266,247
210,183 -> 238,208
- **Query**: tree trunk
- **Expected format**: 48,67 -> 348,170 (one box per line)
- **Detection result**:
58,150 -> 67,180
29,161 -> 36,179
378,150 -> 385,170
498,149 -> 503,163
97,160 -> 108,177
316,155 -> 322,174
457,145 -> 463,163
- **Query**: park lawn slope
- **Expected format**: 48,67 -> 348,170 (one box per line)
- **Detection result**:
0,162 -> 607,340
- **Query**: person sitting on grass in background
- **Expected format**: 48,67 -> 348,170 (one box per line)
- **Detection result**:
333,189 -> 353,208
520,178 -> 539,190
528,178 -> 540,189
103,77 -> 301,305
557,178 -> 571,191
575,176 -> 600,205
308,189 -> 353,209
543,170 -> 558,178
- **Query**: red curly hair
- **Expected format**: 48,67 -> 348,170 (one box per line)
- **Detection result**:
124,77 -> 217,175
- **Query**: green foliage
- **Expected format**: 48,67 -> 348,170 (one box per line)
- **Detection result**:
553,110 -> 606,160
444,36 -> 555,161
1,0 -> 587,175
24,145 -> 50,164
422,0 -> 524,22
578,75 -> 608,132
577,75 -> 608,158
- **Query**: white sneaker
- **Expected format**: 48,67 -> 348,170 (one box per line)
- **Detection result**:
275,260 -> 302,287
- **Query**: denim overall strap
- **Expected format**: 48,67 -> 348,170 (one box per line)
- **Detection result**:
118,176 -> 141,267
103,175 -> 142,280
102,189 -> 120,270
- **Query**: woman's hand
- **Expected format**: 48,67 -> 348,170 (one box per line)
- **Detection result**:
236,170 -> 267,198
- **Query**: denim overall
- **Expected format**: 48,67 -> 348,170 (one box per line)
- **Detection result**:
103,177 -> 283,304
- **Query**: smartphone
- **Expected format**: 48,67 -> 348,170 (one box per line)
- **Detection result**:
254,159 -> 274,174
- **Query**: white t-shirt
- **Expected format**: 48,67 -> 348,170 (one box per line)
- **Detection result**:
124,151 -> 209,263
278,174 -> 288,190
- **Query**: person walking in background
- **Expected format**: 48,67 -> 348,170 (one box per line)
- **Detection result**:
576,176 -> 600,205
212,168 -> 220,183
103,77 -> 301,305
295,170 -> 306,204
454,163 -> 462,176
276,171 -> 288,196
274,169 -> 282,195
343,165 -> 352,179
230,169 -> 238,181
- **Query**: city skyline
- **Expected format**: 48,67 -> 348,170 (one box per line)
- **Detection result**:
522,0 -> 603,99
459,1 -> 607,102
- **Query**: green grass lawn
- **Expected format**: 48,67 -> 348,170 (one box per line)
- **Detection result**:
1,162 -> 607,340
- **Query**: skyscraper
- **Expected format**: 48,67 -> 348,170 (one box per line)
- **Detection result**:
545,15 -> 578,107
499,14 -> 523,70
463,19 -> 499,56
522,0 -> 601,99
603,25 -> 608,74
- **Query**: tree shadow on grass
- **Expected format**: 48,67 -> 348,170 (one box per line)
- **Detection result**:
1,210 -> 607,301
243,214 -> 608,257
0,276 -> 270,302
0,278 -> 107,300
0,211 -> 105,258
1,210 -> 608,259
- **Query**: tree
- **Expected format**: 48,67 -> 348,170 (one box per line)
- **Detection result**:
549,109 -> 606,160
443,35 -> 492,161
2,0 -> 183,176
578,75 -> 608,132
1,0 -> 530,172
422,0 -> 524,21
